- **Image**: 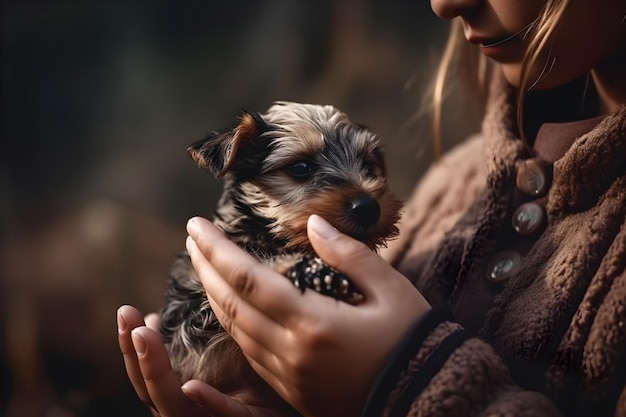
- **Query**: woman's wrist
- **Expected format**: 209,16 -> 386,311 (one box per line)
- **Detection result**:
360,305 -> 467,417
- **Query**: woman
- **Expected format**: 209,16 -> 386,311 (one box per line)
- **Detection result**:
117,0 -> 626,415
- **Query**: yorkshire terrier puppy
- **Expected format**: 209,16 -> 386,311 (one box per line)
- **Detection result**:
159,101 -> 402,411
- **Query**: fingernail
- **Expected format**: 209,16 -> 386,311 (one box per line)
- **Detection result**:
117,309 -> 127,334
181,384 -> 203,408
182,381 -> 213,409
186,217 -> 200,239
185,235 -> 195,254
308,215 -> 340,240
131,330 -> 147,357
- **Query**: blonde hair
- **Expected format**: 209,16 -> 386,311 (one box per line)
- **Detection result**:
432,0 -> 573,154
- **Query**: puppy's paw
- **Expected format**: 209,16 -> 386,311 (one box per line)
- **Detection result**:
288,255 -> 364,305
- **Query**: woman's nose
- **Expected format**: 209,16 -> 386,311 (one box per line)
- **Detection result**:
430,0 -> 482,20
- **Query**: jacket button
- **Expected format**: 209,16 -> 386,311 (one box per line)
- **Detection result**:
486,250 -> 522,283
516,159 -> 549,196
512,202 -> 545,235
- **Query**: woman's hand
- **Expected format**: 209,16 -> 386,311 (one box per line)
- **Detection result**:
185,214 -> 431,417
117,305 -> 287,417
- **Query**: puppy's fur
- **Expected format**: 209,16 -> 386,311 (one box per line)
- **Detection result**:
159,102 -> 402,409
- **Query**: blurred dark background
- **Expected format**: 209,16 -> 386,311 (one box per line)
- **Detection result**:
0,1 -> 459,416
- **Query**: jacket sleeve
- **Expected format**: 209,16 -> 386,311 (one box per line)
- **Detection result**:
360,306 -> 561,417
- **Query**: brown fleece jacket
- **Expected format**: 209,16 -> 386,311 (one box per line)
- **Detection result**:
370,71 -> 626,417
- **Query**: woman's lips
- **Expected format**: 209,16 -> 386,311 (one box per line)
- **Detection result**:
467,33 -> 522,61
480,33 -> 518,48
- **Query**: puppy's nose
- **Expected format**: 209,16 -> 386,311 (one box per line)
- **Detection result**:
349,196 -> 380,228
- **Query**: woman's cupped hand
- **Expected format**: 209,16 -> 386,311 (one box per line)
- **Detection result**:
184,214 -> 431,417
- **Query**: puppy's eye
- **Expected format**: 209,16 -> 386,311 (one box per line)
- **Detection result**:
285,159 -> 314,179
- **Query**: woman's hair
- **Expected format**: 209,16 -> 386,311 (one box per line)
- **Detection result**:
431,0 -> 573,153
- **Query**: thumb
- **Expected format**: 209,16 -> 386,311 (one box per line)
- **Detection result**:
182,380 -> 286,417
307,214 -> 396,297
181,380 -> 248,416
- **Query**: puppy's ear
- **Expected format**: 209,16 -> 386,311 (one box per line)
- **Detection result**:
187,110 -> 266,178
187,110 -> 265,178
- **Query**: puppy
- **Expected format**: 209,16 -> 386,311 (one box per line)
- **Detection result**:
159,102 -> 402,410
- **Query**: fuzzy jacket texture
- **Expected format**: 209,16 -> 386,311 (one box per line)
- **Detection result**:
374,71 -> 626,417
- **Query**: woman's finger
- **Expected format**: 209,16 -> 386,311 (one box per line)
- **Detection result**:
185,221 -> 306,325
131,326 -> 207,417
187,236 -> 301,352
117,305 -> 155,408
182,380 -> 245,416
182,380 -> 285,417
144,312 -> 161,331
307,215 -> 428,305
